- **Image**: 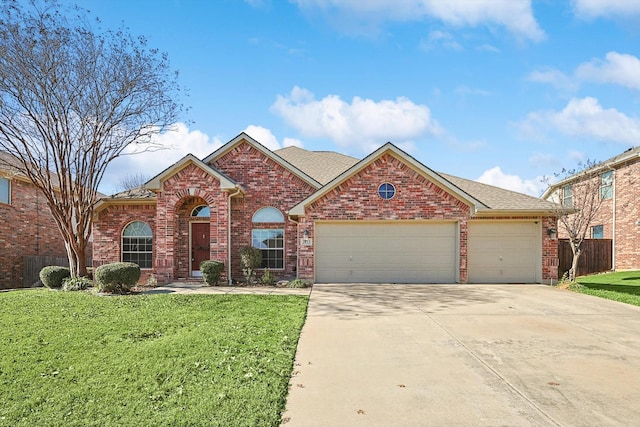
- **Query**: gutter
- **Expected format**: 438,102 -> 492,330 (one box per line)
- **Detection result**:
612,171 -> 616,270
227,185 -> 243,285
287,214 -> 300,279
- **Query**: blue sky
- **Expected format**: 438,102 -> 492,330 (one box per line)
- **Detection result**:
76,0 -> 640,196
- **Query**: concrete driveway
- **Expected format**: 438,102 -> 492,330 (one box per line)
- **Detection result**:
281,284 -> 640,426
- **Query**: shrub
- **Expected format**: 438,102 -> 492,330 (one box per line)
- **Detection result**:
39,266 -> 71,289
200,260 -> 224,286
260,268 -> 276,286
95,262 -> 141,294
62,276 -> 93,291
287,279 -> 309,288
240,247 -> 262,285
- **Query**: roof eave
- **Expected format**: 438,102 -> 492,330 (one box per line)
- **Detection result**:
94,197 -> 157,214
145,154 -> 237,191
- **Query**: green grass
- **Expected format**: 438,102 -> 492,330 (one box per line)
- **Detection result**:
0,290 -> 308,427
575,271 -> 640,307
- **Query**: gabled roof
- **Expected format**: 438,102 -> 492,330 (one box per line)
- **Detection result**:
541,145 -> 640,199
289,142 -> 485,216
145,153 -> 237,191
440,173 -> 560,214
274,146 -> 359,185
202,133 -> 323,189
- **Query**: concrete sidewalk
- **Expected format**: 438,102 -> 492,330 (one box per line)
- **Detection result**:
282,284 -> 640,426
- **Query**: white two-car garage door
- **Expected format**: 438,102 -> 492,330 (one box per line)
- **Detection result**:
468,221 -> 541,283
315,222 -> 457,283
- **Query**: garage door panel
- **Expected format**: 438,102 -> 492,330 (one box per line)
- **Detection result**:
316,222 -> 457,284
468,222 -> 540,284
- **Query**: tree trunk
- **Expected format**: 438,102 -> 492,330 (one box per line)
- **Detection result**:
569,248 -> 582,282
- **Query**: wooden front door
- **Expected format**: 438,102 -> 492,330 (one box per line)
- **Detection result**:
191,222 -> 210,276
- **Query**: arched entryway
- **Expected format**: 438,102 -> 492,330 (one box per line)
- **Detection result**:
190,204 -> 210,276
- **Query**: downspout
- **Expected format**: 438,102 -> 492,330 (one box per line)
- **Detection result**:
612,170 -> 616,271
287,214 -> 299,279
227,186 -> 242,285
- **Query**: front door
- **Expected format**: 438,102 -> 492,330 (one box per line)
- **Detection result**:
191,222 -> 210,276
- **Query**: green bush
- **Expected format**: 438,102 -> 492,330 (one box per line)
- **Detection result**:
95,262 -> 141,294
260,268 -> 276,285
240,247 -> 262,285
200,260 -> 224,286
39,266 -> 71,289
287,279 -> 309,288
62,276 -> 93,291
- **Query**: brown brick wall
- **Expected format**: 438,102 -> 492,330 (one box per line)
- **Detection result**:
92,203 -> 157,283
296,154 -> 557,283
557,161 -> 640,270
0,178 -> 67,289
154,163 -> 230,283
298,154 -> 472,281
211,142 -> 316,281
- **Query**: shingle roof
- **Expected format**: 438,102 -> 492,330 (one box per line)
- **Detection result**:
99,144 -> 558,213
440,173 -> 559,212
274,146 -> 360,185
106,186 -> 156,200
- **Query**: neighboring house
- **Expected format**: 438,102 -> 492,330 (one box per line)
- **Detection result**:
93,133 -> 560,285
543,146 -> 640,271
0,152 -> 68,289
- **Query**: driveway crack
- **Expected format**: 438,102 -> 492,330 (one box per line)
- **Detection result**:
422,310 -> 563,427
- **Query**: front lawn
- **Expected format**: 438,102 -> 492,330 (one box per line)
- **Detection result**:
575,271 -> 640,307
0,291 -> 308,426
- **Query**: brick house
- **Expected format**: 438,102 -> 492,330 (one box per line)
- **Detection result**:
0,152 -> 68,289
543,146 -> 640,271
93,133 -> 560,284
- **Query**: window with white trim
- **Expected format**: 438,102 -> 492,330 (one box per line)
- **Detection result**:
600,171 -> 613,200
0,177 -> 9,204
562,185 -> 572,208
191,205 -> 210,217
122,221 -> 153,268
252,207 -> 284,269
591,225 -> 604,239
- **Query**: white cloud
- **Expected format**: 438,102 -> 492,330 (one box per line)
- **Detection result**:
292,0 -> 544,41
572,0 -> 640,19
101,123 -> 222,195
271,86 -> 442,153
519,97 -> 640,145
529,52 -> 640,92
243,125 -> 305,150
476,43 -> 500,53
419,30 -> 463,51
477,166 -> 545,196
575,51 -> 640,90
527,68 -> 579,92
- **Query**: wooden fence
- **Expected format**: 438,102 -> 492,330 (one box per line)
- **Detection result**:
558,239 -> 612,278
22,255 -> 92,287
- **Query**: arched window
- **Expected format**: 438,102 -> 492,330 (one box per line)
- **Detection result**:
252,207 -> 284,223
122,221 -> 153,268
252,207 -> 284,269
191,205 -> 210,217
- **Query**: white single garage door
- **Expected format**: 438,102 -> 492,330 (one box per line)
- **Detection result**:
315,222 -> 457,283
468,222 -> 540,283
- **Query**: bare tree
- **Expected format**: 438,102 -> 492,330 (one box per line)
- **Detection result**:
115,173 -> 150,192
0,0 -> 182,277
543,160 -> 609,282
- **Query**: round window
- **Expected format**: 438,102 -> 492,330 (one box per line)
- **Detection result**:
378,183 -> 396,200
